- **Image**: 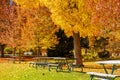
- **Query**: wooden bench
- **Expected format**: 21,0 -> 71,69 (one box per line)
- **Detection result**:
87,72 -> 120,80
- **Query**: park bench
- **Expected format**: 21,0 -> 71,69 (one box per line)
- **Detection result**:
87,72 -> 120,80
29,61 -> 50,69
48,63 -> 61,72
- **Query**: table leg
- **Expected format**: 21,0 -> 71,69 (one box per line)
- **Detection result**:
111,65 -> 116,74
102,64 -> 108,74
102,64 -> 116,74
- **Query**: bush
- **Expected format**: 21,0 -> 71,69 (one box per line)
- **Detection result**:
98,50 -> 111,59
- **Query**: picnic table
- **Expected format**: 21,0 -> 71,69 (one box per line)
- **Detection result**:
29,57 -> 83,72
29,57 -> 53,69
48,57 -> 70,72
96,60 -> 120,74
87,60 -> 120,80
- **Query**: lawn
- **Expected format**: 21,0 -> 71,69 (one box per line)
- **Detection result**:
0,61 -> 120,80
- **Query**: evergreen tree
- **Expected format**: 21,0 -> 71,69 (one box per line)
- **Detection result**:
47,29 -> 73,58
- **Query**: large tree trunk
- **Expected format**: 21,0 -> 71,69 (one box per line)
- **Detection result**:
73,32 -> 83,65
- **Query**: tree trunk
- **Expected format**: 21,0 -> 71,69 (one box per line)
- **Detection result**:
73,32 -> 83,65
0,44 -> 6,58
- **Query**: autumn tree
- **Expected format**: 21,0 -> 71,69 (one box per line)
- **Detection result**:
87,0 -> 120,55
14,0 -> 98,65
12,1 -> 58,56
19,6 -> 58,56
12,0 -> 120,64
0,0 -> 15,57
88,0 -> 120,40
38,0 -> 102,65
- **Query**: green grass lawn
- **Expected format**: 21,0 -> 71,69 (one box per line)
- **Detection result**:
0,62 -> 120,80
0,63 -> 89,80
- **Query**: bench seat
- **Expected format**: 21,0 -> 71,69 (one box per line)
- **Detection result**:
87,72 -> 120,80
29,62 -> 50,69
48,63 -> 59,71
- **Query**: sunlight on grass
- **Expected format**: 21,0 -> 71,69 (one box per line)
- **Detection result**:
0,63 -> 89,80
0,62 -> 119,80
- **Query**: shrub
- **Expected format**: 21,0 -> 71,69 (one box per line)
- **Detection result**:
98,50 -> 111,59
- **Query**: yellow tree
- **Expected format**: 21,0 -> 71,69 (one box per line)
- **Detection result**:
38,0 -> 100,65
14,0 -> 99,65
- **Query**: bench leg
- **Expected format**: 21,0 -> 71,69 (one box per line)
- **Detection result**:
48,66 -> 51,71
90,75 -> 94,80
81,67 -> 83,72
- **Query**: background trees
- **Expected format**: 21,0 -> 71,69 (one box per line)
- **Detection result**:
47,29 -> 73,57
0,0 -> 58,57
88,0 -> 120,58
38,0 -> 100,65
0,0 -> 119,60
0,0 -> 15,57
12,0 -> 120,63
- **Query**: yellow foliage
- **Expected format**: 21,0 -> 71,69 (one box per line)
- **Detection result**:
39,0 -> 97,37
14,0 -> 100,38
13,0 -> 43,8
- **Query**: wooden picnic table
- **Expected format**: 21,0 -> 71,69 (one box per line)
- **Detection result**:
96,60 -> 120,74
29,57 -> 54,68
87,60 -> 120,80
48,57 -> 70,72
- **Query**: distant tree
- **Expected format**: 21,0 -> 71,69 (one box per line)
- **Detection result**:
0,0 -> 16,57
47,29 -> 73,57
18,6 -> 58,56
88,0 -> 120,39
1,0 -> 58,57
80,37 -> 89,54
94,37 -> 109,51
93,36 -> 110,59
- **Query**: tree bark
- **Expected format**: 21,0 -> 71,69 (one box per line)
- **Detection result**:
0,44 -> 6,58
73,32 -> 83,65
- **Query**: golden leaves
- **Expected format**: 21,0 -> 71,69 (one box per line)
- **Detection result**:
38,0 -> 95,37
13,0 -> 41,8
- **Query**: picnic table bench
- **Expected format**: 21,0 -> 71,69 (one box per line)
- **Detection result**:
87,72 -> 120,80
87,60 -> 120,80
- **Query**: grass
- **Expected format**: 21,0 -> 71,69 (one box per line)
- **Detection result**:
0,61 -> 120,80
